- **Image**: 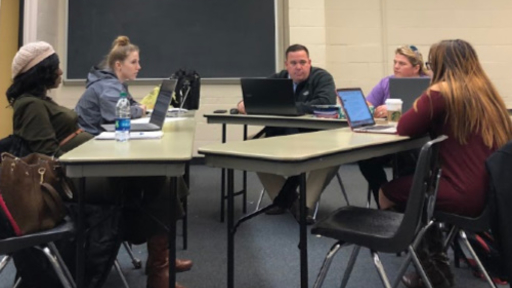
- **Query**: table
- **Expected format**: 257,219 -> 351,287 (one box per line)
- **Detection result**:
198,128 -> 428,288
60,114 -> 196,288
204,112 -> 348,221
204,113 -> 348,130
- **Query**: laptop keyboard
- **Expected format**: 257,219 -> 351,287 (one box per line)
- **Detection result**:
363,125 -> 394,130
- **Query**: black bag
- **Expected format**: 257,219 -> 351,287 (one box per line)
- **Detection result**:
465,231 -> 508,284
170,69 -> 200,110
0,135 -> 32,161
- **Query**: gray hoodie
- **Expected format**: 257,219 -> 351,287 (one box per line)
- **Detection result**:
75,67 -> 144,135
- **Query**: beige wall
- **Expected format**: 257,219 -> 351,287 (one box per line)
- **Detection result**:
0,0 -> 19,138
30,0 -> 512,154
324,0 -> 512,105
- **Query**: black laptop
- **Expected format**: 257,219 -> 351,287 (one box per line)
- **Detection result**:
389,77 -> 430,111
241,78 -> 303,116
101,79 -> 177,132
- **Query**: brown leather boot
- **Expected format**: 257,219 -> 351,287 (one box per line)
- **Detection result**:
146,234 -> 170,288
146,258 -> 193,274
146,235 -> 192,288
176,258 -> 193,272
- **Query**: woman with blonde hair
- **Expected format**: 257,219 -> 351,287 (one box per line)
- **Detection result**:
360,45 -> 430,206
75,36 -> 146,135
367,45 -> 429,117
381,39 -> 512,287
76,36 -> 191,288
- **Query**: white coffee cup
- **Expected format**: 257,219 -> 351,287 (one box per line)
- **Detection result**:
385,99 -> 403,123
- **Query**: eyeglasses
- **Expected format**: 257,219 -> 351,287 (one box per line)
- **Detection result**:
425,62 -> 432,70
288,60 -> 308,67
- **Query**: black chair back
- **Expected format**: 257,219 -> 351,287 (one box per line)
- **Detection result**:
392,135 -> 447,245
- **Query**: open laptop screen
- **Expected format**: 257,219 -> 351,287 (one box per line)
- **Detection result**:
337,89 -> 375,128
389,77 -> 430,112
149,79 -> 176,126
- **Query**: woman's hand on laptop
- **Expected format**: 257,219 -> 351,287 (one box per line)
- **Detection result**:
237,101 -> 246,114
374,105 -> 387,118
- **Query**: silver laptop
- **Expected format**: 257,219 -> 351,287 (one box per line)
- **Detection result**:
337,88 -> 397,134
102,79 -> 177,132
241,78 -> 304,116
389,77 -> 430,112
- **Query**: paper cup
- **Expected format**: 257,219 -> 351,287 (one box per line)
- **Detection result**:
385,99 -> 403,123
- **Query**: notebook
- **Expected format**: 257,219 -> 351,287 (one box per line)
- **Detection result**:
389,77 -> 430,112
101,79 -> 177,132
241,78 -> 303,116
337,88 -> 397,134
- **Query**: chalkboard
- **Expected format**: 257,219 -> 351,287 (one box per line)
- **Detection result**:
67,0 -> 277,79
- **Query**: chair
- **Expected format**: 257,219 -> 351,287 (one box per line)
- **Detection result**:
0,222 -> 131,288
0,221 -> 76,288
434,202 -> 497,288
255,172 -> 351,220
122,241 -> 142,269
311,135 -> 447,288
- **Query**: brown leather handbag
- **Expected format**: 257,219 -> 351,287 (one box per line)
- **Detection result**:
0,152 -> 72,235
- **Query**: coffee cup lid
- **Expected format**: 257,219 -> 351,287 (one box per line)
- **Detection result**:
385,98 -> 403,104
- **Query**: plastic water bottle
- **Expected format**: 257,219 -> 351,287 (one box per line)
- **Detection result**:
115,92 -> 131,142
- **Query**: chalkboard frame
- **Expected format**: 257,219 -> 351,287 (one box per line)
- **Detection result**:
63,0 -> 289,85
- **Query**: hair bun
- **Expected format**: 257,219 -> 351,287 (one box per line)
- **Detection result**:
113,36 -> 131,48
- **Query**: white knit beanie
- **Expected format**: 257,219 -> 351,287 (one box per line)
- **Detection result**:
11,41 -> 56,79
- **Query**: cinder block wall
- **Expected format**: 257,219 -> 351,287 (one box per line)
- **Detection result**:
324,0 -> 512,106
28,0 -> 512,155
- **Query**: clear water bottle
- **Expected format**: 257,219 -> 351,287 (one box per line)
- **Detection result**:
115,92 -> 131,142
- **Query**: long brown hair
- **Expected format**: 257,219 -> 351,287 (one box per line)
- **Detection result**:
428,39 -> 512,148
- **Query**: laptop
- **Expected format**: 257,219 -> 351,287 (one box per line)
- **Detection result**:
337,88 -> 397,134
241,78 -> 304,116
102,79 -> 177,132
389,77 -> 430,111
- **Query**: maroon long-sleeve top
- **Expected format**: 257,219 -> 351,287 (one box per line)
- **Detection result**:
382,90 -> 494,216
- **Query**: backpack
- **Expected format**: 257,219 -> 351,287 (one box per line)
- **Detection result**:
170,69 -> 200,110
465,231 -> 508,285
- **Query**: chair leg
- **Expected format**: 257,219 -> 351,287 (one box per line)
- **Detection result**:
122,241 -> 142,269
12,277 -> 21,288
0,255 -> 11,274
366,185 -> 372,208
442,226 -> 458,252
313,242 -> 343,288
391,251 -> 413,288
48,242 -> 76,288
40,246 -> 76,288
459,230 -> 497,288
339,245 -> 361,288
335,173 -> 350,206
255,188 -> 265,211
114,259 -> 131,288
408,246 -> 434,288
371,250 -> 392,288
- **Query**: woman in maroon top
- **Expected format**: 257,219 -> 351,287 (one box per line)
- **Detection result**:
380,40 -> 512,288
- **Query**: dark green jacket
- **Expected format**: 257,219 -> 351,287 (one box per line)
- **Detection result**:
270,66 -> 336,114
13,95 -> 93,157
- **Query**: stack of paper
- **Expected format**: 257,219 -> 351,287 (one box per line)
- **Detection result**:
95,131 -> 164,140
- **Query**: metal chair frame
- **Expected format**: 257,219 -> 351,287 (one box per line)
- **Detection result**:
312,136 -> 447,288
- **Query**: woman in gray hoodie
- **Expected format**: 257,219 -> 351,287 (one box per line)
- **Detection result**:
75,36 -> 191,288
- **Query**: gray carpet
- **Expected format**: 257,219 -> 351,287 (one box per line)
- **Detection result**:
0,164 -> 501,287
